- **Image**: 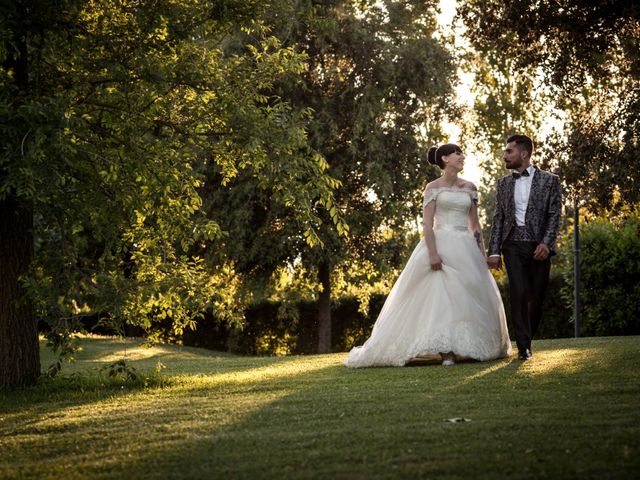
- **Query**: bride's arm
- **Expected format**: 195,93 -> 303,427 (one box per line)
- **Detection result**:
468,190 -> 486,255
423,194 -> 442,270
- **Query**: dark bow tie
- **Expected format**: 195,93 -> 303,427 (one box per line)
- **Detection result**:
512,169 -> 530,179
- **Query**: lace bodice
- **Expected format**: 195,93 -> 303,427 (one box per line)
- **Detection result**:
423,187 -> 477,230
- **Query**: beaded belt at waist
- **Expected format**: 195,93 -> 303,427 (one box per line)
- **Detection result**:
434,225 -> 469,232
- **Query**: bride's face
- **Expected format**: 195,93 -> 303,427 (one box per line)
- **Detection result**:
443,151 -> 465,171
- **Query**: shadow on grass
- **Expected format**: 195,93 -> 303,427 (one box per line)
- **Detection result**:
3,337 -> 639,479
99,342 -> 639,479
1,338 -> 310,434
101,346 -> 635,474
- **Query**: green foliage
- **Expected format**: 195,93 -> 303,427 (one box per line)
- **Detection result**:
280,0 -> 454,255
182,294 -> 390,355
190,1 -> 456,353
458,0 -> 640,212
0,0 -> 346,370
561,210 -> 640,336
100,359 -> 139,383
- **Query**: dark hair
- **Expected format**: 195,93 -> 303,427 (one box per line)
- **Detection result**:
428,143 -> 462,170
506,134 -> 534,157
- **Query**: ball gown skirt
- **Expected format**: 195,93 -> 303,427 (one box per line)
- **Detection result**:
344,190 -> 512,368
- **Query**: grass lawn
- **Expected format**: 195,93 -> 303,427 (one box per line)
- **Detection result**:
1,335 -> 639,479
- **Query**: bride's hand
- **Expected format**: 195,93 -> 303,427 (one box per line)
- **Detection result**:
429,253 -> 443,271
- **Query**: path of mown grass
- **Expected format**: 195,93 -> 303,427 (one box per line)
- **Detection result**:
1,335 -> 639,479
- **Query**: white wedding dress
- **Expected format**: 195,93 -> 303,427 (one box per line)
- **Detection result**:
344,187 -> 512,367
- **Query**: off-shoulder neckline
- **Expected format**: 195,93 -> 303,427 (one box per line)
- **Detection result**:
423,185 -> 477,195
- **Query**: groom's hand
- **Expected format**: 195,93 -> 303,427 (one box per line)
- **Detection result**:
533,243 -> 550,261
487,256 -> 501,270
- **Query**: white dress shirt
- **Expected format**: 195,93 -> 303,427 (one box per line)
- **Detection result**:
514,165 -> 535,226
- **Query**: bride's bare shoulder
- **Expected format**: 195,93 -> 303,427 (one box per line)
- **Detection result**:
457,179 -> 477,191
424,179 -> 443,191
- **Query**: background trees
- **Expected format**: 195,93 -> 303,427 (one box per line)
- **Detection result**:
271,0 -> 455,352
200,0 -> 456,353
2,1 -> 638,387
0,0 -> 342,386
458,0 -> 640,212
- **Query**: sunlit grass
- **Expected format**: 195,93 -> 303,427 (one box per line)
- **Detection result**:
1,335 -> 639,479
518,347 -> 595,376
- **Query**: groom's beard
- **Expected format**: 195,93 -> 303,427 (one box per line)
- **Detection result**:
505,160 -> 520,170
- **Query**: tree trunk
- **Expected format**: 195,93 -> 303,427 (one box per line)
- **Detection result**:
0,2 -> 40,387
0,198 -> 40,386
317,260 -> 332,354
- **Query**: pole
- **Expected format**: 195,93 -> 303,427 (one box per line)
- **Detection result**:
573,195 -> 580,337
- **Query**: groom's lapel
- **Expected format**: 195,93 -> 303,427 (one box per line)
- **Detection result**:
505,175 -> 516,216
528,166 -> 542,204
525,167 -> 543,223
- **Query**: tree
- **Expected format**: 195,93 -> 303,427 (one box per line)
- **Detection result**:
0,0 -> 340,386
458,0 -> 640,212
197,1 -> 456,353
458,35 -> 551,241
269,0 -> 455,352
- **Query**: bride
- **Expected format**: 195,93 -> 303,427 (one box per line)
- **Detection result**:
344,144 -> 512,367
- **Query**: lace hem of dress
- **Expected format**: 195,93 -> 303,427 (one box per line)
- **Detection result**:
422,186 -> 478,208
344,335 -> 510,368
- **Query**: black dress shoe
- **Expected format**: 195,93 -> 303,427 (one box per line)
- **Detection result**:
518,349 -> 532,360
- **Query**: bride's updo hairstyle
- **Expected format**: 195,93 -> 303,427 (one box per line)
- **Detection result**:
428,144 -> 462,170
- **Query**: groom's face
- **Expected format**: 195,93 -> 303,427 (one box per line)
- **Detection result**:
503,141 -> 526,170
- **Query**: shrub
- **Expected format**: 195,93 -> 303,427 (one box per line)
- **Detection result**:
179,296 -> 387,355
561,213 -> 640,336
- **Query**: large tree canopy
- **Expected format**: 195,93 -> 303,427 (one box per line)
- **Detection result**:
285,0 -> 456,352
204,0 -> 456,352
0,0 -> 342,385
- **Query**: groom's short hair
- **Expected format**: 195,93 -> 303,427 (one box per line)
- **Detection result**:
507,134 -> 534,156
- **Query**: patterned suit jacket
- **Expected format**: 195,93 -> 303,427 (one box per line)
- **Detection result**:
488,167 -> 562,256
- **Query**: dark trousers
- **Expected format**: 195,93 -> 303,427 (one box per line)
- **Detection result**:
501,240 -> 551,352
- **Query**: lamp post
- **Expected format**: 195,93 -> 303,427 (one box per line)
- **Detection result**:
573,194 -> 581,337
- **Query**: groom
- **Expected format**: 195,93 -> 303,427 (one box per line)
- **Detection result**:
487,134 -> 562,360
